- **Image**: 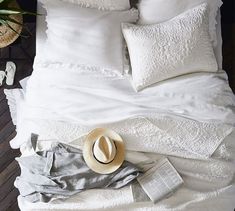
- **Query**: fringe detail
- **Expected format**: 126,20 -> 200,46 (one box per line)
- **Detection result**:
40,0 -> 131,11
4,89 -> 24,126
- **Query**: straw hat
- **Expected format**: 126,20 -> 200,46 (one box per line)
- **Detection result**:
0,1 -> 23,48
83,128 -> 125,174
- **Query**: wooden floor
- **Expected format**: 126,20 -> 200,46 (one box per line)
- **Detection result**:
0,20 -> 35,210
0,7 -> 234,211
0,60 -> 34,211
0,90 -> 19,211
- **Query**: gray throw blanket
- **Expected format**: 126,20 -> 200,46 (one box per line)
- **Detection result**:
15,134 -> 141,203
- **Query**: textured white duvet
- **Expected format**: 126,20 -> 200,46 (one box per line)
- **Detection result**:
4,63 -> 235,211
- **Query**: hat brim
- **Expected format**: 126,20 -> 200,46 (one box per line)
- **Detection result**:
83,128 -> 125,174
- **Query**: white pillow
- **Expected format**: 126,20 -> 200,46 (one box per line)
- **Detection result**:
138,0 -> 222,47
40,0 -> 130,11
122,4 -> 218,91
39,0 -> 138,75
60,0 -> 131,11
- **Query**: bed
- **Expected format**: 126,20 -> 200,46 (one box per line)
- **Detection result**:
4,0 -> 235,210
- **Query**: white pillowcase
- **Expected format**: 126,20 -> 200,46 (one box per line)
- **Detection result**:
60,0 -> 131,10
40,0 -> 130,11
39,0 -> 138,75
138,0 -> 222,47
122,4 -> 218,91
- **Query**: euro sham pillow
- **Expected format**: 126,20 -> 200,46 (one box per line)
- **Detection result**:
38,0 -> 138,75
60,0 -> 131,11
40,0 -> 130,11
138,0 -> 222,47
122,4 -> 218,91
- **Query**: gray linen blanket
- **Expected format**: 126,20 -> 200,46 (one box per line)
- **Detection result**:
15,134 -> 141,202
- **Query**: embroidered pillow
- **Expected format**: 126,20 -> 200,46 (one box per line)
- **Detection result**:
138,0 -> 222,47
122,4 -> 218,91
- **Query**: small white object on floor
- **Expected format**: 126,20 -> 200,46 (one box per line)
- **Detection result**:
0,70 -> 6,86
5,61 -> 16,86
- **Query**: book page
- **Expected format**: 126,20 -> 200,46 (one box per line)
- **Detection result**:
137,158 -> 183,203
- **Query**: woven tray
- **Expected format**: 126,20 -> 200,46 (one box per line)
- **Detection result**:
0,2 -> 23,48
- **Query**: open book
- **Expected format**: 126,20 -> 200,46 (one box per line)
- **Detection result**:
132,158 -> 184,203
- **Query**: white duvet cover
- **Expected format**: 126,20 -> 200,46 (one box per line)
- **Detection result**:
5,62 -> 235,210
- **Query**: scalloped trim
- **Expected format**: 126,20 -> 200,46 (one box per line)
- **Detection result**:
61,0 -> 130,11
208,0 -> 223,47
40,0 -> 131,11
4,89 -> 19,125
33,61 -> 124,78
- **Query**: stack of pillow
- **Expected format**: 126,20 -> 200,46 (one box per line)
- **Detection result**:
38,0 -> 138,76
39,0 -> 223,91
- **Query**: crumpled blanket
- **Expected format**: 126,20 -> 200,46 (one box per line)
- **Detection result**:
15,134 -> 141,203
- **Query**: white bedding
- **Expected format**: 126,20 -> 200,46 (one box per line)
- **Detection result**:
122,4 -> 218,91
35,2 -> 224,70
5,62 -> 235,210
3,2 -> 235,211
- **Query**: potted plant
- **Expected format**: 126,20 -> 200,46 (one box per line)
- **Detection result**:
0,0 -> 37,48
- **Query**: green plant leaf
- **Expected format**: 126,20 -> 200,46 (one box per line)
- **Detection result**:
1,7 -> 38,15
0,18 -> 7,25
0,18 -> 15,30
0,0 -> 15,6
0,9 -> 21,15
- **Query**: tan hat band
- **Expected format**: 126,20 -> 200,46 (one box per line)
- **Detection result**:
92,142 -> 117,165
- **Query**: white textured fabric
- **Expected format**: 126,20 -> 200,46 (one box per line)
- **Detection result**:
36,1 -> 224,70
4,62 -> 235,210
18,185 -> 235,211
138,0 -> 222,47
60,0 -> 130,10
23,67 -> 235,125
17,129 -> 235,211
36,2 -> 47,54
215,11 -> 223,69
4,3 -> 233,209
6,65 -> 235,149
37,0 -> 138,75
17,130 -> 235,211
4,89 -> 24,125
122,4 -> 218,91
14,116 -> 233,160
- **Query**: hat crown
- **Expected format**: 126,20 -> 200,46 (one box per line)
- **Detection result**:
93,136 -> 116,164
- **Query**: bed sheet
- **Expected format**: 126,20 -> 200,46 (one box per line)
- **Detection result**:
36,2 -> 47,54
17,129 -> 235,211
4,61 -> 235,211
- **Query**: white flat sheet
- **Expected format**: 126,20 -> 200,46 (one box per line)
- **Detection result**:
5,61 -> 235,210
15,129 -> 235,211
24,67 -> 235,124
36,2 -> 47,54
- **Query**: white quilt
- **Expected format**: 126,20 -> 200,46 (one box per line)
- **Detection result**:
4,64 -> 235,211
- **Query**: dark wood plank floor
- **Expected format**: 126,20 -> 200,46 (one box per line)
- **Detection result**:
0,60 -> 34,211
0,10 -> 36,210
0,1 -> 234,211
